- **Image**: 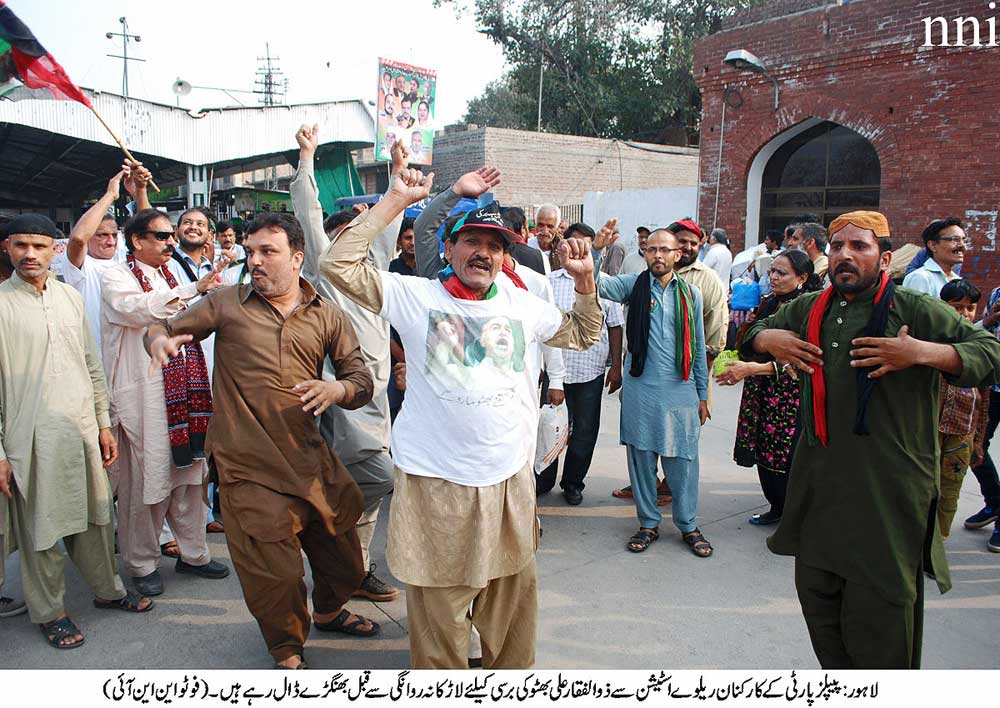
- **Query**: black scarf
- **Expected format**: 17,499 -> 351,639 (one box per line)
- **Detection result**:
625,271 -> 652,378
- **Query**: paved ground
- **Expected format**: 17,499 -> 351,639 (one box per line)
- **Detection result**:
1,383 -> 998,669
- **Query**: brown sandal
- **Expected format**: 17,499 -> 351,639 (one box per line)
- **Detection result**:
160,541 -> 180,558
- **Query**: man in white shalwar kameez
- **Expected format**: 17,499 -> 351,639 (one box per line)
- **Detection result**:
101,209 -> 230,597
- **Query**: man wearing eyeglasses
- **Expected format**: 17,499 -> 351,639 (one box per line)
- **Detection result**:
902,217 -> 966,297
100,209 -> 231,598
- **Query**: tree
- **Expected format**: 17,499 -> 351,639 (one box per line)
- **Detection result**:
440,0 -> 765,144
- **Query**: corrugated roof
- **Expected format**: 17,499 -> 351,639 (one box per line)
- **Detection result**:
0,89 -> 374,166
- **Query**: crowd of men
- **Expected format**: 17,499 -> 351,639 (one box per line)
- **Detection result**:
1,126 -> 999,671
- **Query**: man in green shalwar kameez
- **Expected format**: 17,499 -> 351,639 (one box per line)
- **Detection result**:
742,211 -> 1000,669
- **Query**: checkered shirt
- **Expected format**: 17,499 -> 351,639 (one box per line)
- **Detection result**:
549,269 -> 625,384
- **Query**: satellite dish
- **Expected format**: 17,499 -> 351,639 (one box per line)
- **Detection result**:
172,79 -> 192,96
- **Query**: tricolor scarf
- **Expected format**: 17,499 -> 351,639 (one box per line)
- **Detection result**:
126,254 -> 212,467
625,271 -> 697,380
437,264 -> 501,300
804,271 -> 895,447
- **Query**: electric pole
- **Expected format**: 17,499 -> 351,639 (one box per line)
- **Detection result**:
105,17 -> 144,99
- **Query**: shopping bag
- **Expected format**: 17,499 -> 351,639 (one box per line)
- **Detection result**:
534,403 -> 570,473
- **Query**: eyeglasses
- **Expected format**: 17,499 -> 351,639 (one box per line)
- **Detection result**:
143,231 -> 175,241
937,236 -> 970,246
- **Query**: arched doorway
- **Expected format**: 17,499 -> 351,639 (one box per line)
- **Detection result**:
758,121 -> 881,236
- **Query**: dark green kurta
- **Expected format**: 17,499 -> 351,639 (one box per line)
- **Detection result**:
742,283 -> 1000,605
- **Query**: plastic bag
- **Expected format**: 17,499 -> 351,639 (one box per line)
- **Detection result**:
534,403 -> 569,473
730,278 -> 762,311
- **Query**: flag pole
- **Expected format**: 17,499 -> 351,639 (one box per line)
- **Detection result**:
88,104 -> 161,192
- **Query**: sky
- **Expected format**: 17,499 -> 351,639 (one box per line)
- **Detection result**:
8,0 -> 507,124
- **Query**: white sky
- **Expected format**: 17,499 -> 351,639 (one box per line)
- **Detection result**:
8,0 -> 507,123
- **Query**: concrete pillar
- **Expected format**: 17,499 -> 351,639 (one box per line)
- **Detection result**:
186,164 -> 211,208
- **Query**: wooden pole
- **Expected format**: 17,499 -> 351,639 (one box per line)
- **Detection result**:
88,104 -> 161,192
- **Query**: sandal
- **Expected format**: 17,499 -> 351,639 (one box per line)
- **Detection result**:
93,590 -> 155,613
626,527 -> 659,553
612,485 -> 634,500
682,529 -> 714,558
40,616 -> 85,650
160,541 -> 180,558
314,609 -> 380,637
206,520 -> 225,534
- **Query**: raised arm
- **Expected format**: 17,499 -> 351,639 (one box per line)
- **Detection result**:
413,167 -> 502,279
67,170 -> 125,269
122,159 -> 153,212
542,239 -> 604,351
293,124 -> 407,283
320,169 -> 434,314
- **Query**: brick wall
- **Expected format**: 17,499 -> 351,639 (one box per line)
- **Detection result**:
356,126 -> 699,223
695,0 -> 1000,294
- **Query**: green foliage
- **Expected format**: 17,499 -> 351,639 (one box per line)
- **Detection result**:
442,0 -> 765,143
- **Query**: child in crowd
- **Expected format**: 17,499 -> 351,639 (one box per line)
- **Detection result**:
937,279 -> 991,538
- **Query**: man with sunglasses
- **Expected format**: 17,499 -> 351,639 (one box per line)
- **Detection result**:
902,217 -> 966,297
100,209 -> 230,598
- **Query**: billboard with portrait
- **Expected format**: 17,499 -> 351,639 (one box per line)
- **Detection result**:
376,58 -> 436,166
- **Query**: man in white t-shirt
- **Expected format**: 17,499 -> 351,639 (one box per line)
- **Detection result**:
321,172 -> 602,669
702,228 -> 734,288
63,165 -> 152,356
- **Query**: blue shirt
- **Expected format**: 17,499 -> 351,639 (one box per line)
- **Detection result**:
598,272 -> 708,459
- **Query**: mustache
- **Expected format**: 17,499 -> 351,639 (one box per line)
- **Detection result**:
468,258 -> 491,269
252,268 -> 267,277
834,263 -> 860,275
161,246 -> 174,255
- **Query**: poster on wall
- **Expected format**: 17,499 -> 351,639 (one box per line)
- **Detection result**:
376,58 -> 436,165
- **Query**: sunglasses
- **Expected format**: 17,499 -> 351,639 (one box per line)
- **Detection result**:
144,231 -> 175,241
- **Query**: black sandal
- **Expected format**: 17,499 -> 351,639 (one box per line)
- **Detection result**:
93,590 -> 155,613
314,609 -> 380,636
40,617 -> 85,650
627,527 -> 659,553
682,528 -> 714,558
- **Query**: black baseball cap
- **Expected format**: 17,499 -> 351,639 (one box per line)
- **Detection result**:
451,202 -> 518,246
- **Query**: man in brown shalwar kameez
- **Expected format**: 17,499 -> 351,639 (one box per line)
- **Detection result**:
144,212 -> 378,669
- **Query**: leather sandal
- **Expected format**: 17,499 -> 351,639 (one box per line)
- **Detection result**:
626,527 -> 659,553
314,609 -> 380,636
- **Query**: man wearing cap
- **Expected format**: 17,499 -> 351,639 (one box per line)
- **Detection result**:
321,168 -> 602,669
741,210 -> 1000,668
902,217 -> 966,297
1,214 -> 154,650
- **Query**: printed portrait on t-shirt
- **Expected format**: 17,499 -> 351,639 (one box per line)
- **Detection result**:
423,310 -> 527,404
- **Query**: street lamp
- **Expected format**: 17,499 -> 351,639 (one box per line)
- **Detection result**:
723,49 -> 779,111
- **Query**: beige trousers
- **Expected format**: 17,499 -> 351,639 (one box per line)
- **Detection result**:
9,487 -> 125,623
404,559 -> 537,669
117,459 -> 210,577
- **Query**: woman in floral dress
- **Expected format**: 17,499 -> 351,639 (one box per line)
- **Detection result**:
716,250 -> 822,525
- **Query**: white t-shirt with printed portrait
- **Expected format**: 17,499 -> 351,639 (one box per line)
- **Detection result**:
379,270 -> 563,487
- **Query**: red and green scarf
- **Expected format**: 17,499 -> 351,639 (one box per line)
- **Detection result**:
436,264 -> 520,300
804,271 -> 894,447
126,255 -> 212,467
625,272 -> 697,380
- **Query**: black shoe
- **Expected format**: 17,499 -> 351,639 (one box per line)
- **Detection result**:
965,506 -> 998,529
132,570 -> 164,596
563,488 -> 583,506
351,564 -> 400,602
749,511 -> 781,526
175,559 -> 230,579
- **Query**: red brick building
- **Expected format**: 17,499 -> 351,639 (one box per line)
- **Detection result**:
694,0 -> 1000,290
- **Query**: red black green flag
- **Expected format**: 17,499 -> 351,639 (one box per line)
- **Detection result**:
0,0 -> 90,105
